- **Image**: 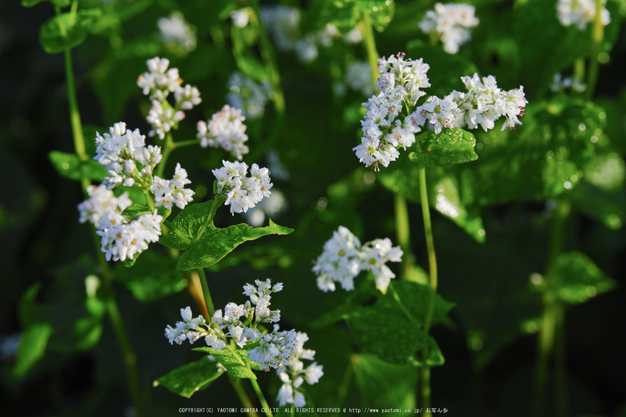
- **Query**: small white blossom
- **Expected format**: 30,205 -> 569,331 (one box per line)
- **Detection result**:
557,0 -> 610,30
360,238 -> 403,293
226,72 -> 272,120
174,84 -> 202,110
231,9 -> 250,28
78,184 -> 132,225
149,163 -> 195,210
158,12 -> 197,53
419,3 -> 479,54
147,100 -> 185,140
96,209 -> 163,262
212,160 -> 273,215
198,105 -> 249,160
137,57 -> 182,101
312,226 -> 363,292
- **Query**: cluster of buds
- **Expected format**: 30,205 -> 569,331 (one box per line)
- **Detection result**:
165,280 -> 298,371
419,3 -> 479,54
96,210 -> 162,262
312,226 -> 403,293
197,105 -> 249,160
138,57 -> 201,140
354,53 -> 527,170
276,332 -> 324,408
212,160 -> 273,215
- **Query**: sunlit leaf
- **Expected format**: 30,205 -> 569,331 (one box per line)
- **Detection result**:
551,251 -> 617,305
155,357 -> 224,398
40,13 -> 88,54
49,151 -> 108,182
409,128 -> 478,168
193,347 -> 257,379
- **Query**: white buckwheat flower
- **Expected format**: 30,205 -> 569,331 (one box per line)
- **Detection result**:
96,209 -> 163,262
212,160 -> 273,215
158,12 -> 197,53
276,332 -> 323,408
419,3 -> 479,54
78,184 -> 132,225
197,105 -> 249,160
226,72 -> 272,120
147,100 -> 185,140
312,226 -> 363,292
137,57 -> 182,101
174,84 -> 202,110
557,0 -> 610,30
360,238 -> 403,293
149,163 -> 195,210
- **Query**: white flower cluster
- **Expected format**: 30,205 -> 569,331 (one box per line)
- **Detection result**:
78,184 -> 132,225
353,53 -> 429,171
419,3 -> 479,54
137,57 -> 201,139
197,105 -> 249,160
96,209 -> 162,262
212,160 -> 273,215
354,53 -> 527,170
551,73 -> 587,93
260,5 -> 361,64
276,332 -> 324,408
94,122 -> 163,189
150,163 -> 195,210
557,0 -> 610,30
226,72 -> 272,120
165,280 -> 300,371
158,12 -> 197,53
313,226 -> 403,293
345,61 -> 376,97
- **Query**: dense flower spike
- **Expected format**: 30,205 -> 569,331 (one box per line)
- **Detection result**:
158,12 -> 196,53
197,105 -> 249,160
313,226 -> 403,293
276,332 -> 324,408
419,3 -> 479,54
212,160 -> 273,215
96,210 -> 163,262
78,184 -> 132,225
146,100 -> 185,140
557,0 -> 610,30
165,280 -> 304,372
226,72 -> 272,120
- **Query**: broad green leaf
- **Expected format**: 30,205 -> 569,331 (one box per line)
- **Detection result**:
306,0 -> 358,34
177,220 -> 294,271
193,347 -> 257,379
551,251 -> 616,305
115,250 -> 187,302
71,315 -> 103,351
40,13 -> 88,54
571,180 -> 626,230
121,204 -> 152,219
471,98 -> 601,206
12,323 -> 53,378
409,128 -> 478,168
383,280 -> 456,327
159,200 -> 214,250
155,357 -> 224,398
352,353 -> 417,414
49,151 -> 108,182
378,157 -> 485,242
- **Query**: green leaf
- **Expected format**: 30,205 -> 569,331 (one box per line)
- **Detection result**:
571,180 -> 626,230
352,354 -> 417,413
19,283 -> 47,328
121,203 -> 151,219
40,13 -> 88,54
384,280 -> 456,327
49,151 -> 108,182
155,357 -> 224,398
114,250 -> 187,302
231,25 -> 267,82
356,0 -> 395,32
12,323 -> 53,378
159,200 -> 214,250
378,157 -> 485,243
306,0 -> 358,34
409,128 -> 478,168
177,220 -> 294,271
193,347 -> 257,379
22,0 -> 70,7
551,251 -> 617,305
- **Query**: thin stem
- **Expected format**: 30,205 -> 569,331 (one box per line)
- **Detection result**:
360,11 -> 379,85
228,375 -> 260,417
251,0 -> 285,117
532,199 -> 571,417
250,378 -> 274,417
555,301 -> 568,417
418,165 -> 438,417
394,194 -> 414,280
196,268 -> 215,318
64,49 -> 87,161
172,138 -> 201,148
334,360 -> 354,417
586,0 -> 605,99
156,132 -> 175,178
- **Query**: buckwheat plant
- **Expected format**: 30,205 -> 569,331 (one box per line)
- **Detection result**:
419,3 -> 479,54
557,0 -> 610,29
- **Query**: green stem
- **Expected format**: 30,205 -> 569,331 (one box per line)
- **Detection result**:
64,49 -> 87,161
250,0 -> 285,117
250,378 -> 274,417
156,132 -> 175,178
334,360 -> 354,417
173,138 -> 201,148
229,375 -> 260,417
555,300 -> 568,417
418,165 -> 438,417
196,268 -> 216,318
394,194 -> 414,280
360,11 -> 379,85
532,199 -> 571,417
586,0 -> 605,99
